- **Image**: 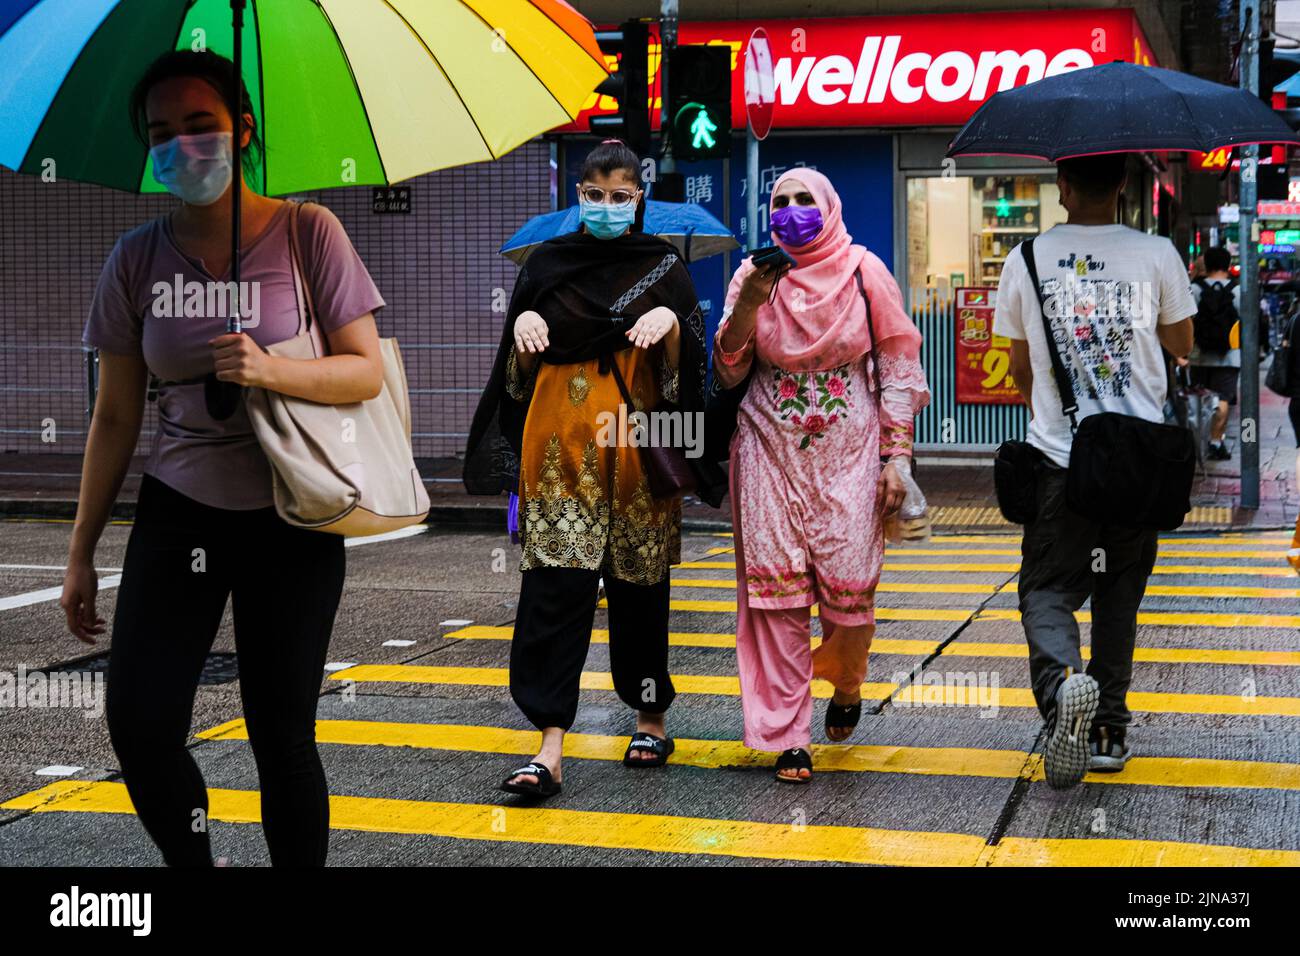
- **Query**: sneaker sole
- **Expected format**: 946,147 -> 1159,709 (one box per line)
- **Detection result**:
1088,752 -> 1131,773
1044,674 -> 1100,789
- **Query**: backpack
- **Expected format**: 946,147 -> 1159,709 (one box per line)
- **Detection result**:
1192,277 -> 1238,353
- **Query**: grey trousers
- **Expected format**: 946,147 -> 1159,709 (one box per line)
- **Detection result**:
1017,461 -> 1158,728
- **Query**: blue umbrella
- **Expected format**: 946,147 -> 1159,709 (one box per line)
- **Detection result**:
948,61 -> 1300,161
501,199 -> 739,263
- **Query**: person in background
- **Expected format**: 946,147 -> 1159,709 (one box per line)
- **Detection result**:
713,168 -> 929,784
1188,247 -> 1241,461
996,154 -> 1195,788
60,51 -> 386,865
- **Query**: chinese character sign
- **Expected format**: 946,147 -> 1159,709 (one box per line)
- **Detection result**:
955,288 -> 1020,405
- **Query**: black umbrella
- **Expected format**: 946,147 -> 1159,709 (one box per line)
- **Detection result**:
948,61 -> 1300,161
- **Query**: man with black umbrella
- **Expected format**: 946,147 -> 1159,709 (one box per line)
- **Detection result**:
993,154 -> 1196,789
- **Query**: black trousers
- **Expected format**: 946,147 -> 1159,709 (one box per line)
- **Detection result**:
510,567 -> 675,730
106,475 -> 345,866
1017,462 -> 1158,728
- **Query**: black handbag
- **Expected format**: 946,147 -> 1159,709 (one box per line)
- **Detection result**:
1265,314 -> 1297,396
607,355 -> 694,500
1014,237 -> 1194,531
993,440 -> 1042,524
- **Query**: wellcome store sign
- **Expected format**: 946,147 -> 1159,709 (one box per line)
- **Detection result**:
560,8 -> 1158,132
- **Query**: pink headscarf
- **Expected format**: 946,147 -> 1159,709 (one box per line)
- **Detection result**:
726,167 -> 918,372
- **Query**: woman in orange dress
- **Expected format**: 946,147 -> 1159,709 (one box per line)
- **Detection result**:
464,140 -> 722,799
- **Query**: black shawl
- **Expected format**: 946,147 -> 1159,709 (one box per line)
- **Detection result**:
463,228 -> 726,508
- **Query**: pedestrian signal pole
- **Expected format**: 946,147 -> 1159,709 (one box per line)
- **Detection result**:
1240,0 -> 1262,510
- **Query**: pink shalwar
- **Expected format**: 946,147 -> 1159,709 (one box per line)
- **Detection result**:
715,266 -> 929,753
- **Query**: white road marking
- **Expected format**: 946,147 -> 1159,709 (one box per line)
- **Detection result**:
439,619 -> 473,627
0,575 -> 122,612
35,766 -> 84,777
344,525 -> 429,548
324,662 -> 357,672
0,521 -> 426,612
382,640 -> 416,647
0,564 -> 122,572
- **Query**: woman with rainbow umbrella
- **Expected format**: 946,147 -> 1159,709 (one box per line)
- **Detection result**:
0,0 -> 609,865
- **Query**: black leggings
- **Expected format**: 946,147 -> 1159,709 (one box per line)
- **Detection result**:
106,475 -> 345,866
1290,398 -> 1300,447
510,567 -> 674,730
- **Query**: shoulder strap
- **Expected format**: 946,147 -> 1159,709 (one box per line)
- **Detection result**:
1020,237 -> 1079,432
611,252 -> 679,315
286,200 -> 327,354
852,267 -> 881,392
607,351 -> 636,408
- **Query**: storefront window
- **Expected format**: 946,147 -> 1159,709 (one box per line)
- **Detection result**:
906,174 -> 1068,298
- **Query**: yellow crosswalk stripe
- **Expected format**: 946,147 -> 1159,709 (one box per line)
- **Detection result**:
329,663 -> 1300,717
946,640 -> 1300,667
975,607 -> 1300,629
671,577 -> 1000,595
653,598 -> 976,621
442,625 -> 1300,667
5,780 -> 1295,867
706,545 -> 1290,560
680,559 -> 1300,577
198,719 -> 1300,792
708,533 -> 1294,545
670,575 -> 1300,600
655,597 -> 1300,629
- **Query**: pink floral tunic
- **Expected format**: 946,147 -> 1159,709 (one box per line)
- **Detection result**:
714,325 -> 928,626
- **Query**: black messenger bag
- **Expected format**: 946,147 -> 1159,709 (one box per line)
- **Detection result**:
1015,237 -> 1195,531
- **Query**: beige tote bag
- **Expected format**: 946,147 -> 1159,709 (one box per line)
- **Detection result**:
245,201 -> 430,536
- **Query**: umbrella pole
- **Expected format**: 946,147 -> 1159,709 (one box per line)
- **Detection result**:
229,0 -> 245,336
206,0 -> 247,420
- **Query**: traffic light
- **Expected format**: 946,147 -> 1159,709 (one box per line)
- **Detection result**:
668,44 -> 732,161
588,20 -> 651,160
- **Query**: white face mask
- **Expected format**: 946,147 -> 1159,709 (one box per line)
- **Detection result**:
149,131 -> 233,206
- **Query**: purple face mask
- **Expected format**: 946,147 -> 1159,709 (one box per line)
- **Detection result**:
770,203 -> 824,246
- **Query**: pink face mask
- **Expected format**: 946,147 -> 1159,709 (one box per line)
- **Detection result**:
770,203 -> 824,246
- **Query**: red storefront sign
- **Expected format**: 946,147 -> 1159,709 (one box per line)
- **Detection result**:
559,9 -> 1157,133
955,288 -> 1022,405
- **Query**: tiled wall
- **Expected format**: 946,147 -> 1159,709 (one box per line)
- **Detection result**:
0,141 -> 550,459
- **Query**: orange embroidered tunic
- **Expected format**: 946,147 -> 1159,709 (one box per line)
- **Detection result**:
507,344 -> 681,585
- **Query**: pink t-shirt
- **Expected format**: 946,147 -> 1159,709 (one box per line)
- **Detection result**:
83,202 -> 385,510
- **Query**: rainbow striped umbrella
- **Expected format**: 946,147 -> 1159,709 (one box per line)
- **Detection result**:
0,0 -> 608,195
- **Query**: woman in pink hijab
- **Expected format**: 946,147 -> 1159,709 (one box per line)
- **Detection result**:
714,168 -> 930,782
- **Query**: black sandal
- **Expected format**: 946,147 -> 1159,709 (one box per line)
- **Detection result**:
774,747 -> 813,783
825,697 -> 863,739
623,732 -> 675,768
499,761 -> 561,798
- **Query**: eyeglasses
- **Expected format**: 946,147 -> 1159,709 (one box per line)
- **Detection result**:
579,184 -> 640,207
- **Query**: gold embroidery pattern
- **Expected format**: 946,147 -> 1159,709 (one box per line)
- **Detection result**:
658,350 -> 680,405
607,467 -> 680,584
521,435 -> 608,571
567,366 -> 590,406
505,347 -> 537,402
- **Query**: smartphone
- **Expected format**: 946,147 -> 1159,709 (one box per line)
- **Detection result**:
748,244 -> 796,272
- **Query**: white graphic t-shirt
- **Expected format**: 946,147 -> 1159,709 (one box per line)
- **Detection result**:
993,224 -> 1197,468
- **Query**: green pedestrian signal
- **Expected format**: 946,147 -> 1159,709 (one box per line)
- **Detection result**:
675,102 -> 723,154
668,45 -> 731,161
